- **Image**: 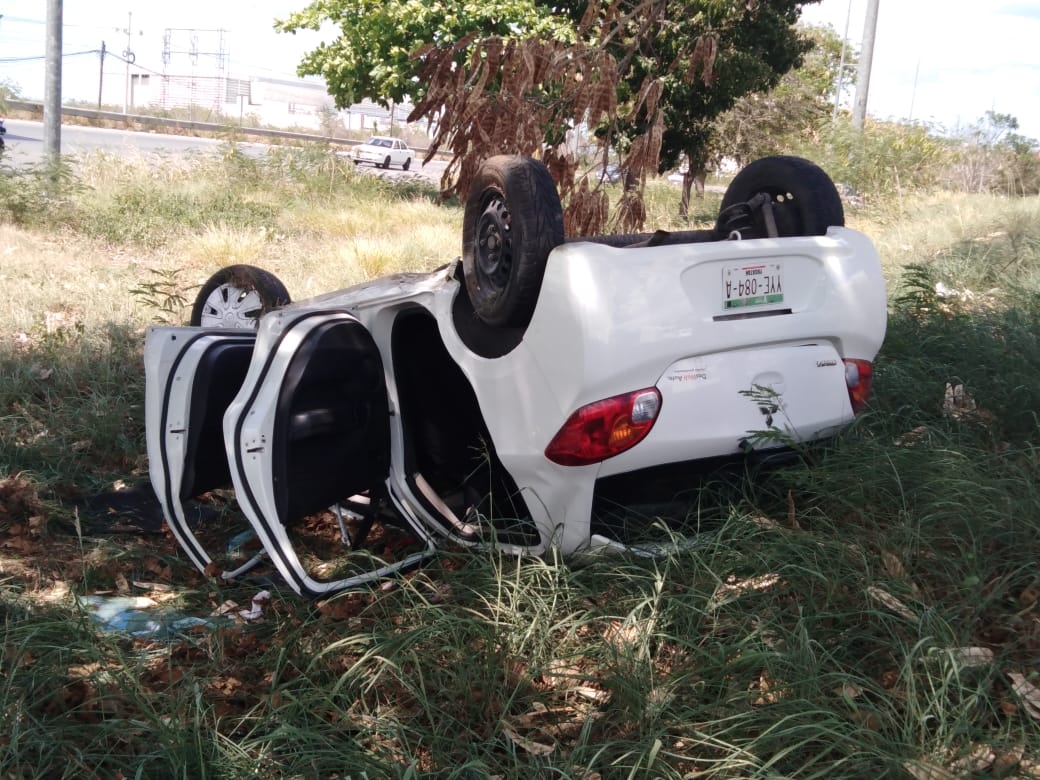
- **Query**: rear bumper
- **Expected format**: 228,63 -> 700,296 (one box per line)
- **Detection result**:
589,448 -> 805,546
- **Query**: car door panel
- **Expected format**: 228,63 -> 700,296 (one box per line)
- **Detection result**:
224,310 -> 434,597
144,327 -> 257,573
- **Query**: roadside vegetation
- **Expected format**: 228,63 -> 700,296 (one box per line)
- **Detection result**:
1,124 -> 1040,777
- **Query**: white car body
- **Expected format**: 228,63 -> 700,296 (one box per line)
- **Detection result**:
351,136 -> 413,169
145,226 -> 886,597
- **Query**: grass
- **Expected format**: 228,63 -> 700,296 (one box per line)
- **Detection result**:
2,145 -> 1040,777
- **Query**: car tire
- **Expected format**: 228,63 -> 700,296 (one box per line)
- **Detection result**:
462,155 -> 564,328
403,157 -> 411,171
382,156 -> 391,169
190,264 -> 291,329
717,155 -> 844,239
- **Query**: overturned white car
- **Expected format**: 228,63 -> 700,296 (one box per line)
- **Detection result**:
145,155 -> 887,597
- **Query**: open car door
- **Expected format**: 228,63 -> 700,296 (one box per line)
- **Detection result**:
145,327 -> 261,577
223,310 -> 435,597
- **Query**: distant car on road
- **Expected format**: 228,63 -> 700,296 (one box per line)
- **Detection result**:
351,136 -> 414,170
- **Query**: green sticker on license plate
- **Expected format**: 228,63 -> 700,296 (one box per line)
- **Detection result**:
722,262 -> 784,310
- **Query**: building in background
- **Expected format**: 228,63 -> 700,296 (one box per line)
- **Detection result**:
2,16 -> 420,136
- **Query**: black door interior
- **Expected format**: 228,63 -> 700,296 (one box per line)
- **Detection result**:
273,319 -> 390,524
181,338 -> 256,501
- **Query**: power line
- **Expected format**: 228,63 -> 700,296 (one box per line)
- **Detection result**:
107,51 -> 166,77
0,48 -> 100,63
1,15 -> 46,25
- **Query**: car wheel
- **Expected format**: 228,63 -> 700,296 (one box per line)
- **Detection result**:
190,264 -> 291,328
382,156 -> 391,169
462,155 -> 564,328
716,155 -> 844,239
402,157 -> 411,171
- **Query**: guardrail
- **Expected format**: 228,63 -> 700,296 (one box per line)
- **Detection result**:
5,99 -> 416,152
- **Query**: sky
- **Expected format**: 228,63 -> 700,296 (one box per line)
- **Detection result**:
2,1 -> 1040,142
799,0 -> 1040,140
0,0 -> 327,98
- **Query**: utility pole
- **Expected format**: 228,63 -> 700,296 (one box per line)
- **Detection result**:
832,0 -> 853,122
119,12 -> 139,114
908,57 -> 920,123
44,0 -> 62,160
98,41 -> 106,111
852,0 -> 880,130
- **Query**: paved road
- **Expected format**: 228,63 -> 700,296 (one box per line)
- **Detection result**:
1,118 -> 446,185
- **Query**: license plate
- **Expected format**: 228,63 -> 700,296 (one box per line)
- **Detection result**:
722,262 -> 784,310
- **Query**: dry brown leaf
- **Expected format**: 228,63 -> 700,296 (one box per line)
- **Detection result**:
993,744 -> 1025,774
710,573 -> 781,608
882,551 -> 905,579
603,620 -> 643,650
1007,672 -> 1040,721
786,489 -> 801,529
317,592 -> 368,620
501,724 -> 555,756
866,586 -> 917,621
1019,582 -> 1040,609
894,424 -> 930,447
950,647 -> 995,668
574,686 -> 611,704
949,743 -> 997,775
752,669 -> 789,705
903,760 -> 957,780
836,682 -> 864,699
1,535 -> 39,554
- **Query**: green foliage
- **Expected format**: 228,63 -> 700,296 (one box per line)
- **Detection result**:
4,142 -> 1040,778
129,269 -> 192,324
0,78 -> 21,114
945,111 -> 1040,196
712,23 -> 852,167
0,322 -> 145,488
277,0 -> 828,228
0,158 -> 82,227
654,0 -> 819,174
786,119 -> 952,195
275,0 -> 570,107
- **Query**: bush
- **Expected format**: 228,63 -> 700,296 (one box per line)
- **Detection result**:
788,119 -> 953,196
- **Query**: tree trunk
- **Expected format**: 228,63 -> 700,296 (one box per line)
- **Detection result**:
677,167 -> 708,219
694,169 -> 706,197
679,172 -> 691,219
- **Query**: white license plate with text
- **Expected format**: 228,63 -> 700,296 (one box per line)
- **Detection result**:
722,262 -> 784,310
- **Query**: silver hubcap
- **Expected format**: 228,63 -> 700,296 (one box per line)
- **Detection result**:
198,283 -> 264,329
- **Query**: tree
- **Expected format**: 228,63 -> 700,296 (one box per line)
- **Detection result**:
950,112 -> 1040,196
274,0 -> 568,107
279,0 -> 824,233
649,2 -> 821,217
711,24 -> 854,171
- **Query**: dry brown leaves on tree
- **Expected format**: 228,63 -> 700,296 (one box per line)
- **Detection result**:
408,0 -> 720,236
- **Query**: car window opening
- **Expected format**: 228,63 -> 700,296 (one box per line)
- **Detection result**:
391,308 -> 540,546
274,319 -> 391,525
182,338 -> 256,501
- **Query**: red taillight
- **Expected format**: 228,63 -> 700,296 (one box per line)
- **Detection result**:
844,359 -> 873,413
545,388 -> 662,466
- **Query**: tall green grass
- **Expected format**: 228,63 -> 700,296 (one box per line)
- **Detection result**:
1,147 -> 1039,777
